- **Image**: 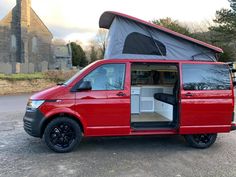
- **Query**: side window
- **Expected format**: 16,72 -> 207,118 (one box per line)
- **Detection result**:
182,64 -> 231,90
123,32 -> 166,56
82,64 -> 126,91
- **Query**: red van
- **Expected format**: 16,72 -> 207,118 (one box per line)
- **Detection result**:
23,12 -> 236,152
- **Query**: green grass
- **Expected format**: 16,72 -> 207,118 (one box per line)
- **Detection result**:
0,73 -> 44,81
0,70 -> 77,82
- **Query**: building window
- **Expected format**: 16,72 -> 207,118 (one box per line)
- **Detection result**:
32,37 -> 37,53
11,35 -> 17,50
123,32 -> 166,56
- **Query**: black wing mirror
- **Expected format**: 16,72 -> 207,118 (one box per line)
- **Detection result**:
78,81 -> 92,91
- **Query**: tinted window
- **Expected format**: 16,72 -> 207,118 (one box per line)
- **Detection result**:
163,72 -> 178,84
82,64 -> 125,90
123,32 -> 166,56
182,64 -> 230,90
131,64 -> 177,85
131,71 -> 177,85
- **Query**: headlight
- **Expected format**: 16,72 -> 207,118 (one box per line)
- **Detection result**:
27,100 -> 45,110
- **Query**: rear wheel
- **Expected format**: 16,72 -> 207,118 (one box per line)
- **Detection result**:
184,134 -> 217,149
44,117 -> 82,153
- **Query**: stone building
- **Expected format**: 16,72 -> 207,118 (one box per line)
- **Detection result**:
52,40 -> 72,70
0,0 -> 53,73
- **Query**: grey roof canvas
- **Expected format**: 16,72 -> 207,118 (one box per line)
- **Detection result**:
99,11 -> 223,61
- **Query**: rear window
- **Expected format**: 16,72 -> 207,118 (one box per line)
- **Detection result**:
182,64 -> 231,90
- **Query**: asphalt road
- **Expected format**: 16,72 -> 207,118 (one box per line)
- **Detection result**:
0,94 -> 236,177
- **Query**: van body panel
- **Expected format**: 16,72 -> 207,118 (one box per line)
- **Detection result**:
179,125 -> 231,134
38,100 -> 88,134
86,126 -> 131,137
179,63 -> 234,134
74,90 -> 131,136
31,85 -> 72,100
24,59 -> 235,139
74,61 -> 131,136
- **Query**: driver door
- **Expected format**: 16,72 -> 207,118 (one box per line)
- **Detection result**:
75,62 -> 130,136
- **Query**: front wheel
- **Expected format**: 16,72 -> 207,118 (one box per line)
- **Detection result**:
184,134 -> 217,149
44,117 -> 82,153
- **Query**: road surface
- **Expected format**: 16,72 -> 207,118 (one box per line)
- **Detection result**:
0,93 -> 236,177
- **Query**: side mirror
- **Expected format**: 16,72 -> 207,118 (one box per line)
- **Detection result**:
77,81 -> 92,91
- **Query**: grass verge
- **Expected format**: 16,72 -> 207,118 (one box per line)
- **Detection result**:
0,70 -> 77,82
0,73 -> 44,81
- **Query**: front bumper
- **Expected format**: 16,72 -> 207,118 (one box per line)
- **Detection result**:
23,109 -> 45,137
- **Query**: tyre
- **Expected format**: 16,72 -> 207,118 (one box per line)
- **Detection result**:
184,133 -> 217,149
44,117 -> 82,153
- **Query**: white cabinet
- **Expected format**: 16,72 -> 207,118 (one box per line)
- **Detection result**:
154,100 -> 173,121
131,86 -> 174,115
140,97 -> 154,112
131,87 -> 141,94
131,87 -> 141,114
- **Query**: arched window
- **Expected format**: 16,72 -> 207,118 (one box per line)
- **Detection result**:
32,37 -> 37,53
11,34 -> 16,50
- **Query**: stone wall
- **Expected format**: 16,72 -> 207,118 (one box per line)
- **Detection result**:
0,61 -> 49,74
0,26 -> 15,63
0,63 -> 12,74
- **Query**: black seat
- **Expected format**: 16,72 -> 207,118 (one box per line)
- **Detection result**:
154,81 -> 178,105
154,93 -> 175,105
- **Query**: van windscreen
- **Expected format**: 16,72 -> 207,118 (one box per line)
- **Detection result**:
182,64 -> 231,90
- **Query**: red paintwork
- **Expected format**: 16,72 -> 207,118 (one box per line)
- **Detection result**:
180,90 -> 233,133
179,62 -> 234,134
99,11 -> 223,53
32,59 -> 234,137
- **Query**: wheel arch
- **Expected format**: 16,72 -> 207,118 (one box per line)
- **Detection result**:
40,112 -> 86,138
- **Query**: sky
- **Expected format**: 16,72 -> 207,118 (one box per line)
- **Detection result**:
0,0 -> 231,46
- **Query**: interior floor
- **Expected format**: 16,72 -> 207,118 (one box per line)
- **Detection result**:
131,112 -> 170,122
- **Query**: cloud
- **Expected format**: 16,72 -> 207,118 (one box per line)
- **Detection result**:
64,33 -> 95,46
49,25 -> 97,47
0,0 -> 15,18
48,25 -> 98,38
0,0 -> 231,44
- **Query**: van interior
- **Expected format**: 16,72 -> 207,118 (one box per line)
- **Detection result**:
131,63 -> 179,129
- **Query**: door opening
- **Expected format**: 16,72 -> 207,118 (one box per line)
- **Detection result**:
130,62 -> 179,129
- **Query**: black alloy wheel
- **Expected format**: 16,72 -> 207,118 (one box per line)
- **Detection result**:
184,133 -> 217,149
44,117 -> 82,153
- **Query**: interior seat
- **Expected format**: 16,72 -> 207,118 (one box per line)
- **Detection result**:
154,81 -> 178,105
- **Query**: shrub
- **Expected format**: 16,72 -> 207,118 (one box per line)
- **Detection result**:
43,70 -> 77,83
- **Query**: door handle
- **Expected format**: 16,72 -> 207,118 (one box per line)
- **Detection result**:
116,92 -> 126,97
185,92 -> 193,96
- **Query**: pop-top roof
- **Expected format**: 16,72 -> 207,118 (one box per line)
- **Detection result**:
99,11 -> 223,53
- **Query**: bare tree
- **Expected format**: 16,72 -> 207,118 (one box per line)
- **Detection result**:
94,29 -> 108,59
